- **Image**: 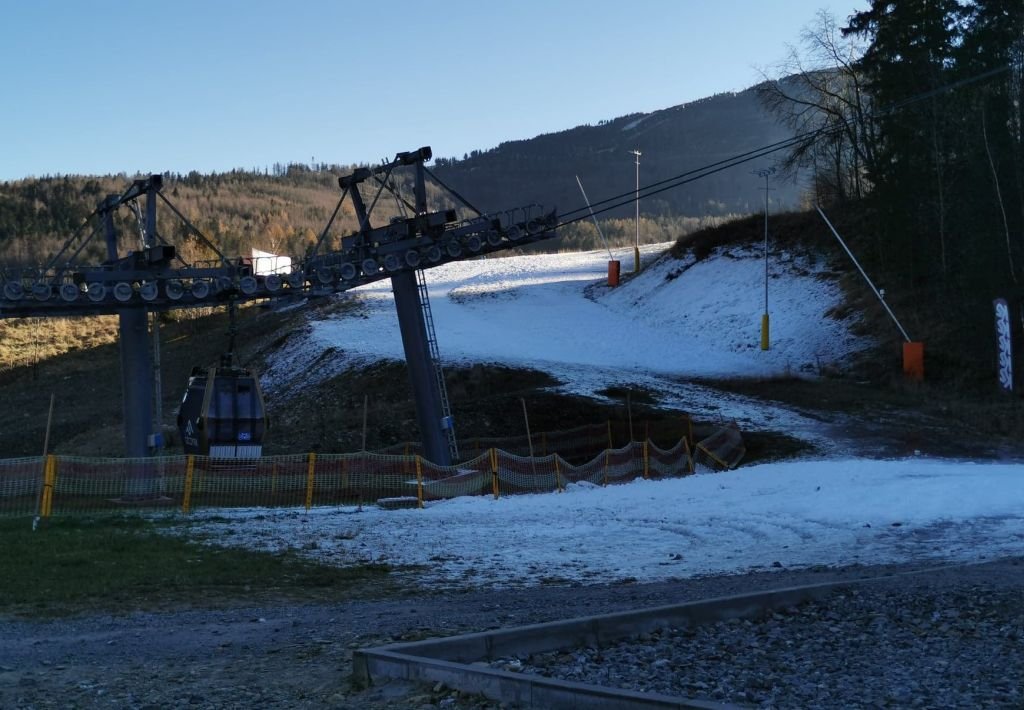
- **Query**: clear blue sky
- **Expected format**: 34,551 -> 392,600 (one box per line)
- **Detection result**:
0,0 -> 866,180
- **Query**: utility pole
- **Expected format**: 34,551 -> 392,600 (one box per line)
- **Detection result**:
630,150 -> 642,274
754,167 -> 775,351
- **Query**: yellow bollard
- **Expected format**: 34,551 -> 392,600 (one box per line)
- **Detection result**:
760,313 -> 770,351
41,455 -> 57,518
182,455 -> 195,514
305,453 -> 317,511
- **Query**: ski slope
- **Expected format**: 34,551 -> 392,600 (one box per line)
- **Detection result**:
236,245 -> 1024,585
263,244 -> 870,443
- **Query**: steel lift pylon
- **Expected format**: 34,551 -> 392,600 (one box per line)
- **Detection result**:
0,148 -> 557,461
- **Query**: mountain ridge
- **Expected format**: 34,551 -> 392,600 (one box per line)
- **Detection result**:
0,81 -> 800,265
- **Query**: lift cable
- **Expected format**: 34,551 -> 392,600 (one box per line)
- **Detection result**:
309,187 -> 350,259
372,173 -> 417,216
155,192 -> 232,268
126,199 -> 194,268
555,135 -> 809,229
424,166 -> 484,217
38,213 -> 101,281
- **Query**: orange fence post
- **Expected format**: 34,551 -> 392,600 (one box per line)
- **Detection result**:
490,448 -> 499,499
305,452 -> 317,511
182,455 -> 195,514
415,456 -> 424,509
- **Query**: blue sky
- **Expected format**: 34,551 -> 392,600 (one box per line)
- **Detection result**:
0,1 -> 866,180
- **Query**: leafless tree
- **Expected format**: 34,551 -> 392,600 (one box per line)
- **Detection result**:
757,10 -> 878,204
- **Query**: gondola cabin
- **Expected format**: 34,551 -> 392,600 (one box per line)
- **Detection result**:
177,365 -> 268,458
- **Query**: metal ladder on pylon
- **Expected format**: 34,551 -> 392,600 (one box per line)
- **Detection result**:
416,269 -> 459,462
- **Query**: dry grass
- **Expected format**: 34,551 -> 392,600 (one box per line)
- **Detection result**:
0,316 -> 121,372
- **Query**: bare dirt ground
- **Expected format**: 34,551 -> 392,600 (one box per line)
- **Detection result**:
3,558 -> 1023,709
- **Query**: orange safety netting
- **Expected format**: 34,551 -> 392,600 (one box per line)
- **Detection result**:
0,431 -> 726,519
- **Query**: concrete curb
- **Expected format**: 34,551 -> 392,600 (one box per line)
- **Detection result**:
353,562 -> 986,709
353,580 -> 847,708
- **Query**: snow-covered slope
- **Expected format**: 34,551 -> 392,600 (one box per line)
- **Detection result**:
264,243 -> 870,394
233,246 -> 1024,586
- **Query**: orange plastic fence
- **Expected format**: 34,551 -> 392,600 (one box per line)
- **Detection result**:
374,417 -> 692,464
0,435 -> 708,519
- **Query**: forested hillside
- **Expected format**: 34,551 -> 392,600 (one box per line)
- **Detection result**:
431,87 -> 800,219
0,86 -> 796,265
755,2 -> 1024,389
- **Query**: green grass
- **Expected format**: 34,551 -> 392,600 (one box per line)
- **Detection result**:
0,515 -> 391,616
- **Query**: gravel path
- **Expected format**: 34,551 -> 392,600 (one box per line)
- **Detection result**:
1,557 -> 1021,709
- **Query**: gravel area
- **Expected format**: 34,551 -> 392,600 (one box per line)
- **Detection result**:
1,557 -> 1022,709
512,575 -> 1024,707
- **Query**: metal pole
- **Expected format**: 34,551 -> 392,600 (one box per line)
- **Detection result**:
755,167 -> 775,351
392,271 -> 450,466
631,150 -> 642,273
361,394 -> 368,451
763,172 -> 769,315
104,211 -> 153,458
520,397 -> 538,478
32,393 -> 55,530
575,176 -> 613,260
816,206 -> 912,342
151,312 -> 162,449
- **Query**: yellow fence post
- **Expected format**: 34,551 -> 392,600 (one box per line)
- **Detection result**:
685,438 -> 695,474
643,440 -> 650,480
554,456 -> 563,493
182,455 -> 195,514
415,456 -> 424,509
41,454 -> 57,518
305,452 -> 317,511
490,448 -> 499,499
